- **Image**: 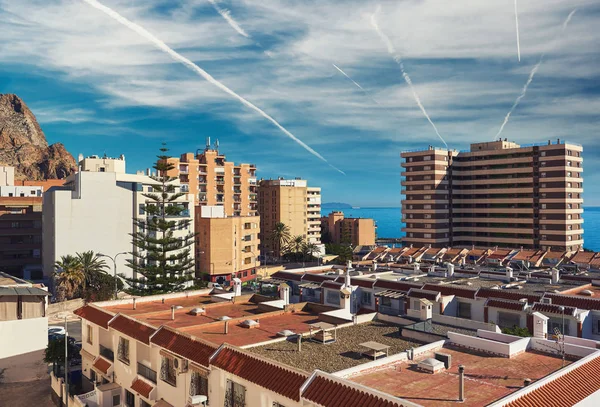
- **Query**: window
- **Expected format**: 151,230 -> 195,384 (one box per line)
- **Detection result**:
548,318 -> 570,336
361,291 -> 372,305
90,369 -> 97,383
424,156 -> 431,161
541,151 -> 546,157
160,356 -> 177,386
593,316 -> 600,335
273,403 -> 286,407
424,233 -> 432,239
138,204 -> 145,215
224,380 -> 246,407
381,297 -> 392,307
117,337 -> 129,364
87,325 -> 93,345
497,312 -> 521,329
11,222 -> 19,228
326,290 -> 340,305
125,390 -> 134,407
190,370 -> 209,398
141,401 -> 151,407
112,395 -> 120,406
457,302 -> 471,319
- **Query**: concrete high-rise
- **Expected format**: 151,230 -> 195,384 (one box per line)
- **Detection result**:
401,139 -> 583,251
165,140 -> 257,217
322,211 -> 377,247
258,179 -> 323,259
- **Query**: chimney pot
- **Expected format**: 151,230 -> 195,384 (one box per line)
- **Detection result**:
224,320 -> 229,334
524,378 -> 532,387
458,365 -> 465,402
170,305 -> 175,320
132,298 -> 136,310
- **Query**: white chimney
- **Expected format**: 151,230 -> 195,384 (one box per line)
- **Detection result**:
551,268 -> 560,284
532,312 -> 549,339
373,261 -> 378,271
429,264 -> 436,274
418,299 -> 433,321
413,262 -> 420,272
78,153 -> 84,163
347,260 -> 352,270
279,283 -> 290,305
345,265 -> 351,288
505,266 -> 513,281
232,278 -> 242,297
447,263 -> 455,277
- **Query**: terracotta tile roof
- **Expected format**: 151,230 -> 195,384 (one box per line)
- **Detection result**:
271,271 -> 303,281
407,288 -> 440,302
322,281 -> 343,290
93,357 -> 111,374
400,247 -> 420,257
109,314 -> 156,345
74,305 -> 114,329
152,400 -> 174,407
476,288 -> 542,304
561,274 -> 594,283
131,378 -> 153,398
505,355 -> 600,407
569,251 -> 597,264
422,284 -> 478,299
543,251 -> 566,261
211,346 -> 308,401
374,280 -> 422,292
302,273 -> 335,283
543,293 -> 600,311
350,278 -> 375,288
531,302 -> 577,316
455,269 -> 479,276
487,249 -> 513,260
302,373 -> 406,407
511,250 -> 539,261
485,298 -> 527,311
150,327 -> 217,368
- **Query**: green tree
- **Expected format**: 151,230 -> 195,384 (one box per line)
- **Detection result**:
77,251 -> 108,284
84,271 -> 124,302
289,235 -> 305,260
303,242 -> 320,262
124,144 -> 195,295
271,222 -> 291,259
44,336 -> 78,377
54,255 -> 84,300
501,326 -> 532,337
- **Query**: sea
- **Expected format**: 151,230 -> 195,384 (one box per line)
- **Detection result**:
321,206 -> 600,252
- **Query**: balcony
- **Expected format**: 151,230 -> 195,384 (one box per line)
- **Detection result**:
137,362 -> 157,384
99,345 -> 114,361
224,390 -> 246,407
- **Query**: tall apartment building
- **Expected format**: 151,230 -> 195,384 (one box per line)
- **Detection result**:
401,139 -> 584,251
195,206 -> 260,285
165,140 -> 257,216
322,211 -> 377,246
43,155 -> 194,281
258,179 -> 324,258
0,166 -> 64,280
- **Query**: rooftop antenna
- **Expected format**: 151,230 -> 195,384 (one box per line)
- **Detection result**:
206,136 -> 211,150
215,139 -> 220,150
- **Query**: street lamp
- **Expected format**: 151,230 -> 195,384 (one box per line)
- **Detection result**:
98,252 -> 128,300
558,305 -> 566,367
64,315 -> 68,407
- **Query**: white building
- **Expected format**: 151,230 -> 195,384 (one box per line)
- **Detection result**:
42,155 -> 194,281
0,272 -> 49,382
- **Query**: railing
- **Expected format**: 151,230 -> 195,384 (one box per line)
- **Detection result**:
402,146 -> 449,153
99,345 -> 114,361
138,362 -> 157,384
224,390 -> 246,407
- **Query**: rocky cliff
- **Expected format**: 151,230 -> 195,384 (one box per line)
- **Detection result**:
0,94 -> 76,180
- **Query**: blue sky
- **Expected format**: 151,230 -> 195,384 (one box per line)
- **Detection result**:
0,0 -> 599,206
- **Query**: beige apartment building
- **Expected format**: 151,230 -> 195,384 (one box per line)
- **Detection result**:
195,206 -> 260,285
258,178 -> 323,259
165,140 -> 257,216
401,139 -> 584,251
322,211 -> 377,246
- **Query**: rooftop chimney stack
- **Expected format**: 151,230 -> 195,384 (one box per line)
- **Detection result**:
447,263 -> 455,278
133,298 -> 136,310
524,378 -> 532,387
297,334 -> 302,352
458,365 -> 465,402
551,268 -> 560,285
506,266 -> 513,282
224,320 -> 229,334
171,305 -> 175,320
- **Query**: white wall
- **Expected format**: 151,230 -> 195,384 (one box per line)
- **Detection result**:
447,332 -> 511,357
433,314 -> 500,332
575,390 -> 600,406
0,317 -> 48,359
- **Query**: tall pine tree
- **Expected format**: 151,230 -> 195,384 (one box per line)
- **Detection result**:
124,144 -> 195,295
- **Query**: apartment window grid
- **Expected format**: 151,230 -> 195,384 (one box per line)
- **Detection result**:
86,325 -> 93,345
224,380 -> 246,407
117,337 -> 129,364
190,370 -> 209,399
160,355 -> 177,387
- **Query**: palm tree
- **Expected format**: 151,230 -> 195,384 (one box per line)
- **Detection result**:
289,235 -> 305,260
76,251 -> 108,285
271,222 -> 291,260
303,242 -> 320,263
54,255 -> 84,300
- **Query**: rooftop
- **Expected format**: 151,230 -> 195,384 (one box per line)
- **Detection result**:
350,345 -> 573,407
249,321 -> 420,373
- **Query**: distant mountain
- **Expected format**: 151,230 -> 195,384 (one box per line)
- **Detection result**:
322,202 -> 352,209
0,94 -> 76,180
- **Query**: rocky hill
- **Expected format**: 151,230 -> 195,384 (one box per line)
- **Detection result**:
0,94 -> 76,180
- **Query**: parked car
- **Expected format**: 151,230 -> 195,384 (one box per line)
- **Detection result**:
48,326 -> 66,336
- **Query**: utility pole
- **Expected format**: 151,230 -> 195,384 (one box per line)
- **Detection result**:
64,316 -> 68,407
98,252 -> 127,299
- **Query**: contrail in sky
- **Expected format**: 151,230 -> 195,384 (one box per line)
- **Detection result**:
370,8 -> 448,149
495,9 -> 577,139
514,0 -> 521,61
332,63 -> 380,106
207,0 -> 250,38
81,0 -> 345,175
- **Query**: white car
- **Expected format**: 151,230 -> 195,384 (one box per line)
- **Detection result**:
48,326 -> 66,336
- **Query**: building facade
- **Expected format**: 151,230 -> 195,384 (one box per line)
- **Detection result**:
42,156 -> 194,281
165,140 -> 257,217
322,211 -> 377,246
0,166 -> 64,280
195,206 -> 260,285
401,139 -> 584,251
258,179 -> 323,258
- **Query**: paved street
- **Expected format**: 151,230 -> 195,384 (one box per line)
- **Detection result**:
68,321 -> 82,343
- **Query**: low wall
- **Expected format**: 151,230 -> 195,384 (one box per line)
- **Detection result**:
477,330 -> 522,344
303,302 -> 338,314
401,328 -> 445,344
529,337 -> 598,358
563,336 -> 600,349
47,298 -> 85,317
355,312 -> 377,324
249,293 -> 276,304
433,314 -> 500,333
0,317 -> 47,360
333,352 -> 409,378
94,288 -> 212,307
411,339 -> 446,360
448,332 -> 511,357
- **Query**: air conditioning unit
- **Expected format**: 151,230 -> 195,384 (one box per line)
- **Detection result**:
189,395 -> 208,406
175,358 -> 188,373
541,297 -> 552,304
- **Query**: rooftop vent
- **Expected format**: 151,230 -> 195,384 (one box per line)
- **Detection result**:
189,308 -> 206,315
240,319 -> 260,329
580,290 -> 594,297
219,316 -> 232,321
277,329 -> 296,337
418,358 -> 445,374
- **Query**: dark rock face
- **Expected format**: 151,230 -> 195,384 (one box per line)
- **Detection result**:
0,94 -> 76,180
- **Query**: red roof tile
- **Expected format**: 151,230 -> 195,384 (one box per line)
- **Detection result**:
400,247 -> 420,257
407,288 -> 440,302
211,346 -> 308,401
109,314 -> 156,345
131,378 -> 153,398
271,271 -> 303,281
93,357 -> 111,374
531,303 -> 577,316
374,280 -> 422,292
506,355 -> 600,407
74,305 -> 114,329
511,250 -> 539,261
561,275 -> 594,283
302,374 -> 406,407
485,298 -> 527,311
476,288 -> 542,304
151,327 -> 217,368
303,274 -> 335,283
422,284 -> 477,299
322,281 -> 343,290
350,278 -> 375,288
569,251 -> 597,264
543,293 -> 600,311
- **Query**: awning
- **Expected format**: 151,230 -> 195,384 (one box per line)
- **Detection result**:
131,378 -> 154,399
153,400 -> 174,407
374,290 -> 406,299
93,357 -> 112,374
0,286 -> 49,296
299,282 -> 321,289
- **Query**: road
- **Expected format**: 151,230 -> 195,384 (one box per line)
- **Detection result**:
67,321 -> 82,343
